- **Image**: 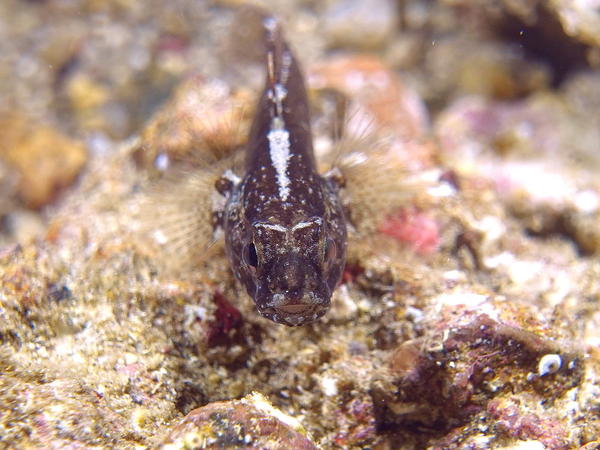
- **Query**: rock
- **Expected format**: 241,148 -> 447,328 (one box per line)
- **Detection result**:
160,392 -> 318,449
323,0 -> 398,50
0,114 -> 87,208
1,210 -> 46,244
380,291 -> 582,447
442,0 -> 600,49
315,357 -> 383,448
550,0 -> 600,47
384,32 -> 425,69
435,89 -> 600,255
425,37 -> 551,102
0,158 -> 19,219
134,75 -> 253,171
497,0 -> 600,48
0,350 -> 132,448
310,54 -> 428,141
66,74 -> 110,114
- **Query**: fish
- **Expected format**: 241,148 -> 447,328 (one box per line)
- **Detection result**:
216,15 -> 347,326
136,10 -> 423,327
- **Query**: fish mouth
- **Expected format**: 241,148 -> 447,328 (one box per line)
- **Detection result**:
277,303 -> 313,315
259,301 -> 329,326
255,288 -> 331,326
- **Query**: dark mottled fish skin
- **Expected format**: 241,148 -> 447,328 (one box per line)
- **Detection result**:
220,16 -> 347,326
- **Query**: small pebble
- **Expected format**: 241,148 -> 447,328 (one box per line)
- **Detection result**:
538,354 -> 562,377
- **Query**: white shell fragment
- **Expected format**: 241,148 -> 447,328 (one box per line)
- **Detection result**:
538,354 -> 562,377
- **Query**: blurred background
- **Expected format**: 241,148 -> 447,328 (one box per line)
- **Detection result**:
1,0 -> 599,248
2,0 -> 599,137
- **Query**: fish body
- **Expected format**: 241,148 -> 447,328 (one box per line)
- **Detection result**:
220,16 -> 347,326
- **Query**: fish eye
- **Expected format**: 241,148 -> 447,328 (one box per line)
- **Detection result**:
244,242 -> 259,267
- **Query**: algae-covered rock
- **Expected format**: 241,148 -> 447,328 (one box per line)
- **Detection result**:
0,114 -> 87,208
160,392 -> 318,449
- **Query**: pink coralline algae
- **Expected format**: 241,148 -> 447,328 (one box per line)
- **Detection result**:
379,207 -> 440,255
487,398 -> 569,449
333,391 -> 378,447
